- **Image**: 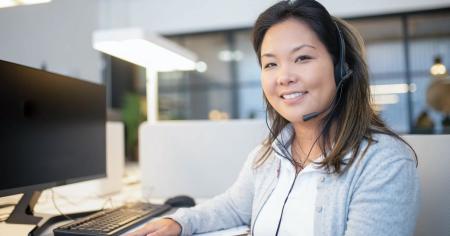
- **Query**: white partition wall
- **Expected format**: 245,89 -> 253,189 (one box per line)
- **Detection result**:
139,120 -> 267,199
402,135 -> 450,236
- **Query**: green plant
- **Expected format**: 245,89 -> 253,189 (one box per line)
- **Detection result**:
122,93 -> 146,161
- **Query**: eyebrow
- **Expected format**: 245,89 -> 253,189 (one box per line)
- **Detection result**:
261,44 -> 316,58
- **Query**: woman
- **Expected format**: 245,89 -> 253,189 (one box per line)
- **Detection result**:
128,0 -> 420,235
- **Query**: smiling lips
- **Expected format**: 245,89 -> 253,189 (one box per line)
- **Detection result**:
280,91 -> 308,104
281,91 -> 308,99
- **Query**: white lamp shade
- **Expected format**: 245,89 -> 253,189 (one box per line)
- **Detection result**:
0,0 -> 51,8
93,28 -> 197,71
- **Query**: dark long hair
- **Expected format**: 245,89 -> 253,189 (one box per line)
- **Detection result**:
252,0 -> 417,174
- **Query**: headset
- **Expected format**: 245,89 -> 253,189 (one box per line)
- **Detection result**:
302,21 -> 353,122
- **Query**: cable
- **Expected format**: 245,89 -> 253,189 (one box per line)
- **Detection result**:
50,189 -> 74,221
101,196 -> 114,210
50,190 -> 91,207
301,78 -> 347,166
264,111 -> 295,162
274,172 -> 300,235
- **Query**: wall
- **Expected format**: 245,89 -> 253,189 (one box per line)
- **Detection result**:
99,0 -> 450,34
0,0 -> 102,83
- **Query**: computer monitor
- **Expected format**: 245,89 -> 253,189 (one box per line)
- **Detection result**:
0,59 -> 106,225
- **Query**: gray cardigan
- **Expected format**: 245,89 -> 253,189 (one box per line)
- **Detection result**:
168,133 -> 420,235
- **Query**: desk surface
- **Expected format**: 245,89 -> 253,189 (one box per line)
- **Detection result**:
0,164 -> 171,236
0,163 -> 216,236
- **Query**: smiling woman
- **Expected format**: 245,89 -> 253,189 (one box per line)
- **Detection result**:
127,1 -> 420,236
259,19 -> 336,128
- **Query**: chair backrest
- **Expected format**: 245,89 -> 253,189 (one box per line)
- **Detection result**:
402,135 -> 450,236
139,120 -> 268,198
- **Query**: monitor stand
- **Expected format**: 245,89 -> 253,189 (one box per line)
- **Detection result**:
6,191 -> 42,224
5,190 -> 101,235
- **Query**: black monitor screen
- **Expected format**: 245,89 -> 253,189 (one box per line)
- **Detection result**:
0,60 -> 106,196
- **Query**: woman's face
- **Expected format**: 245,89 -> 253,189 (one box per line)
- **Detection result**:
260,18 -> 336,124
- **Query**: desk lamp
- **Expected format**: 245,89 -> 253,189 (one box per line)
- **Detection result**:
93,28 -> 198,122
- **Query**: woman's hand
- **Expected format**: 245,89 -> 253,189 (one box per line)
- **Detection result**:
126,218 -> 182,236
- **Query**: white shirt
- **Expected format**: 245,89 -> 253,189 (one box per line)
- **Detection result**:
253,148 -> 325,236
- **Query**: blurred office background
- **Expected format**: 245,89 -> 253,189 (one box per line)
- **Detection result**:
1,0 -> 450,160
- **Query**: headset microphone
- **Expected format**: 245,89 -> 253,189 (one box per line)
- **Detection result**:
302,21 -> 353,122
302,111 -> 321,122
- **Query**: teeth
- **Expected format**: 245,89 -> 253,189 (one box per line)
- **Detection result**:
282,92 -> 305,99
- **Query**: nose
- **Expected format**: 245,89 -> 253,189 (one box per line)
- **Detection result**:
277,65 -> 298,86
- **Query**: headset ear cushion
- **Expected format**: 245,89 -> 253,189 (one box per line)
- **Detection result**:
342,63 -> 353,81
335,62 -> 353,88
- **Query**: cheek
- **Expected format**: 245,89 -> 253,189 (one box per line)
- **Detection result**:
308,63 -> 335,92
322,67 -> 336,95
312,76 -> 336,105
260,76 -> 274,96
260,78 -> 278,108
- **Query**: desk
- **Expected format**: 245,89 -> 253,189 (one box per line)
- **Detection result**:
0,164 -> 226,236
1,184 -> 249,236
1,189 -> 249,236
0,164 -> 169,236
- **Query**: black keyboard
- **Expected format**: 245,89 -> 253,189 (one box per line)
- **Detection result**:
53,202 -> 171,236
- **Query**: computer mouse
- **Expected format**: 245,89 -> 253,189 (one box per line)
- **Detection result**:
164,195 -> 196,208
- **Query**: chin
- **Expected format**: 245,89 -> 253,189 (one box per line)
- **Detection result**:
278,112 -> 305,123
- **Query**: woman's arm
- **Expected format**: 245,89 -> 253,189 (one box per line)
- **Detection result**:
165,146 -> 261,235
344,153 -> 420,236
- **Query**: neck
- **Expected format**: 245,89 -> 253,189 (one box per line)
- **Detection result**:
292,119 -> 322,144
291,119 -> 336,164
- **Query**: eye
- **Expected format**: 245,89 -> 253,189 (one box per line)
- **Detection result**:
263,63 -> 277,69
295,55 -> 312,63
